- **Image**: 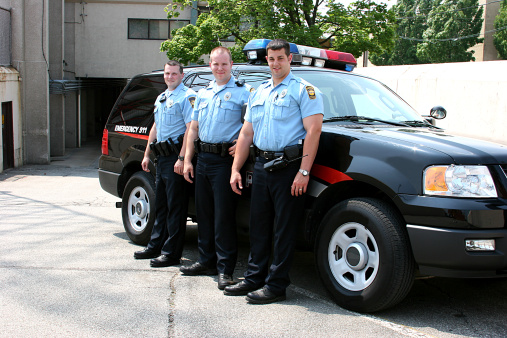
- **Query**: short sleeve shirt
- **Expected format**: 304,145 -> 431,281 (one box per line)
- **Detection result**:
191,76 -> 252,143
154,82 -> 196,144
245,72 -> 324,151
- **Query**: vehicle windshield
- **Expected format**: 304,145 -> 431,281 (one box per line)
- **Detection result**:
293,70 -> 424,123
202,68 -> 425,124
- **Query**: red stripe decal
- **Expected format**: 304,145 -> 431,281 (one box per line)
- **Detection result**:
311,163 -> 352,184
117,132 -> 149,140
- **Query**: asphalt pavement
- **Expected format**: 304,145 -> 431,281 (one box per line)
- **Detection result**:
1,141 -> 506,337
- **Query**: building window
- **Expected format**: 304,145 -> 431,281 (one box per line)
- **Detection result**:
128,19 -> 189,40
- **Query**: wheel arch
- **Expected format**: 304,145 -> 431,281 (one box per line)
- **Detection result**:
117,147 -> 156,198
306,180 -> 404,246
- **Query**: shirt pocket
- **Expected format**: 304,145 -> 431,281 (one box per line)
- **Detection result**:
249,99 -> 265,123
197,100 -> 209,121
162,104 -> 177,126
217,101 -> 239,122
272,98 -> 292,120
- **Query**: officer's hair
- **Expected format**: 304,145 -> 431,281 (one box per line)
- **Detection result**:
166,60 -> 184,74
266,39 -> 290,57
210,46 -> 232,63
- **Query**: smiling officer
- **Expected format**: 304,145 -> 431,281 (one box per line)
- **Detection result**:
134,60 -> 196,268
226,39 -> 324,304
181,47 -> 252,290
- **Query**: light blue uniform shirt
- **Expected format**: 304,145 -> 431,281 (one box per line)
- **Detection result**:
154,82 -> 196,144
245,72 -> 324,151
191,76 -> 252,143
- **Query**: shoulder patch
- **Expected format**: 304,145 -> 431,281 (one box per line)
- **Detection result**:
188,96 -> 196,109
306,86 -> 316,100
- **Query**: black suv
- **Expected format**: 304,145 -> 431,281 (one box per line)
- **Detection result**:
99,40 -> 507,313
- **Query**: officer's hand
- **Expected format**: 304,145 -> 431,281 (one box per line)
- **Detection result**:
228,140 -> 237,157
291,172 -> 309,197
230,170 -> 243,195
174,159 -> 184,175
141,156 -> 150,172
183,162 -> 194,183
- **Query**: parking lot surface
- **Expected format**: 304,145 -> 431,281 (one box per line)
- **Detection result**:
1,142 -> 507,337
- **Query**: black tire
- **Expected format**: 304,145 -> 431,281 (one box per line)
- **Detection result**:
121,171 -> 156,245
315,197 -> 415,313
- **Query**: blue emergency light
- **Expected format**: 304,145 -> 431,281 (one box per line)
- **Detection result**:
242,39 -> 357,72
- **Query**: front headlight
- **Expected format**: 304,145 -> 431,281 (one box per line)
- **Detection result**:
423,165 -> 497,198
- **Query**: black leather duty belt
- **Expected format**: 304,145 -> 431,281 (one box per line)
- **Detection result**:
256,149 -> 284,160
199,142 -> 228,154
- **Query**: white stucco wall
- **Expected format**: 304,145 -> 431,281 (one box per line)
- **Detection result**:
354,61 -> 507,146
0,66 -> 23,171
73,1 -> 192,78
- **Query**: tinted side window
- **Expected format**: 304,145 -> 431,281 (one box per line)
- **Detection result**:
237,71 -> 271,89
184,72 -> 214,91
109,75 -> 165,128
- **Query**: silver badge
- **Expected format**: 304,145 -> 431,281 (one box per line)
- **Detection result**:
167,99 -> 174,108
280,89 -> 287,98
224,92 -> 232,101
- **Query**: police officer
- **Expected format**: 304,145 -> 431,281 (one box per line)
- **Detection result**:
226,39 -> 324,303
181,47 -> 252,290
134,60 -> 196,268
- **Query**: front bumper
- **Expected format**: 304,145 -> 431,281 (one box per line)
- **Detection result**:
397,193 -> 507,277
407,224 -> 507,277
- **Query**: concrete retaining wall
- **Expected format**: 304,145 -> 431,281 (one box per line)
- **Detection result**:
354,61 -> 507,146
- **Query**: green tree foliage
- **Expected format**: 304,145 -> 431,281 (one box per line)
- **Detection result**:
370,0 -> 483,65
493,0 -> 507,59
161,0 -> 395,64
417,0 -> 483,63
370,0 -> 432,65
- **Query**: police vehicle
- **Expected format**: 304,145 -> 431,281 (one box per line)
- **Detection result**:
99,39 -> 507,313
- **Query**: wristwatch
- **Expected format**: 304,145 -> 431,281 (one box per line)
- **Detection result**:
299,169 -> 309,176
178,155 -> 184,161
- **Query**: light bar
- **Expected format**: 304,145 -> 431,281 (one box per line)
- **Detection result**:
247,50 -> 258,60
243,39 -> 272,63
301,57 -> 312,66
242,39 -> 357,71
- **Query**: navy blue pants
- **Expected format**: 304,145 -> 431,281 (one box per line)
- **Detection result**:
147,154 -> 189,259
195,152 -> 238,275
244,157 -> 305,295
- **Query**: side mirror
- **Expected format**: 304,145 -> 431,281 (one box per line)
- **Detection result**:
430,106 -> 447,120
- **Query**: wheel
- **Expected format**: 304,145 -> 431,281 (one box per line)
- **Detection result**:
315,197 -> 415,312
121,171 -> 156,245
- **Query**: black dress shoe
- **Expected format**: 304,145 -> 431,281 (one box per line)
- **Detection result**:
150,255 -> 180,268
246,286 -> 286,304
217,273 -> 236,290
223,280 -> 258,296
134,248 -> 160,259
179,262 -> 217,276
